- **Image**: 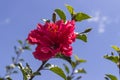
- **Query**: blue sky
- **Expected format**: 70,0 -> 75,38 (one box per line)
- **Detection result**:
0,0 -> 120,80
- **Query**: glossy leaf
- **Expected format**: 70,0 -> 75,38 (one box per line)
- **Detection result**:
105,74 -> 118,80
63,64 -> 69,74
83,28 -> 92,33
104,55 -> 119,64
65,4 -> 75,16
73,12 -> 91,22
77,59 -> 86,63
50,66 -> 67,80
74,55 -> 86,64
76,34 -> 87,42
56,54 -> 72,64
45,63 -> 52,68
23,46 -> 31,50
0,78 -> 3,80
19,58 -> 24,62
25,63 -> 32,74
74,55 -> 79,60
105,77 -> 110,80
12,70 -> 18,74
55,9 -> 66,22
6,77 -> 12,80
75,76 -> 82,80
112,45 -> 120,53
74,68 -> 86,74
71,61 -> 76,68
18,63 -> 27,80
52,12 -> 56,23
32,72 -> 41,76
18,40 -> 23,45
12,57 -> 15,63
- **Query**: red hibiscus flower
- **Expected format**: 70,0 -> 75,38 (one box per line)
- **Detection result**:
27,20 -> 76,61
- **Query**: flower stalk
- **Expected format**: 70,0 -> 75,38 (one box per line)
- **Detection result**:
29,61 -> 47,80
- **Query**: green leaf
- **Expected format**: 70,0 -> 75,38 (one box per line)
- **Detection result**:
0,78 -> 4,80
75,76 -> 82,80
63,64 -> 69,74
6,64 -> 15,71
74,55 -> 79,60
77,59 -> 86,63
73,12 -> 91,22
19,58 -> 24,62
74,55 -> 86,64
55,9 -> 66,22
18,40 -> 23,45
6,77 -> 12,80
74,68 -> 86,74
112,45 -> 120,53
65,4 -> 75,16
32,72 -> 41,76
50,66 -> 67,80
104,55 -> 119,64
83,28 -> 92,33
12,70 -> 18,74
105,77 -> 110,80
23,46 -> 31,50
18,63 -> 28,80
25,63 -> 32,74
71,61 -> 76,68
12,57 -> 15,63
52,12 -> 56,23
44,63 -> 52,67
76,34 -> 87,42
56,54 -> 72,64
105,74 -> 118,80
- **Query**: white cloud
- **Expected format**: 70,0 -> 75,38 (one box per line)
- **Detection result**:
88,11 -> 100,22
88,11 -> 108,34
0,18 -> 11,25
98,27 -> 105,33
98,22 -> 105,33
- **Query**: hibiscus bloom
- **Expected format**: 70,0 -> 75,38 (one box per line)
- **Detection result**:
27,20 -> 76,61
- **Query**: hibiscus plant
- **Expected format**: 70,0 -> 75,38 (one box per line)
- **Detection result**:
0,4 -> 91,80
0,4 -> 119,80
104,45 -> 119,80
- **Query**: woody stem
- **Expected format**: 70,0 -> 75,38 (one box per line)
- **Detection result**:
29,61 -> 47,80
